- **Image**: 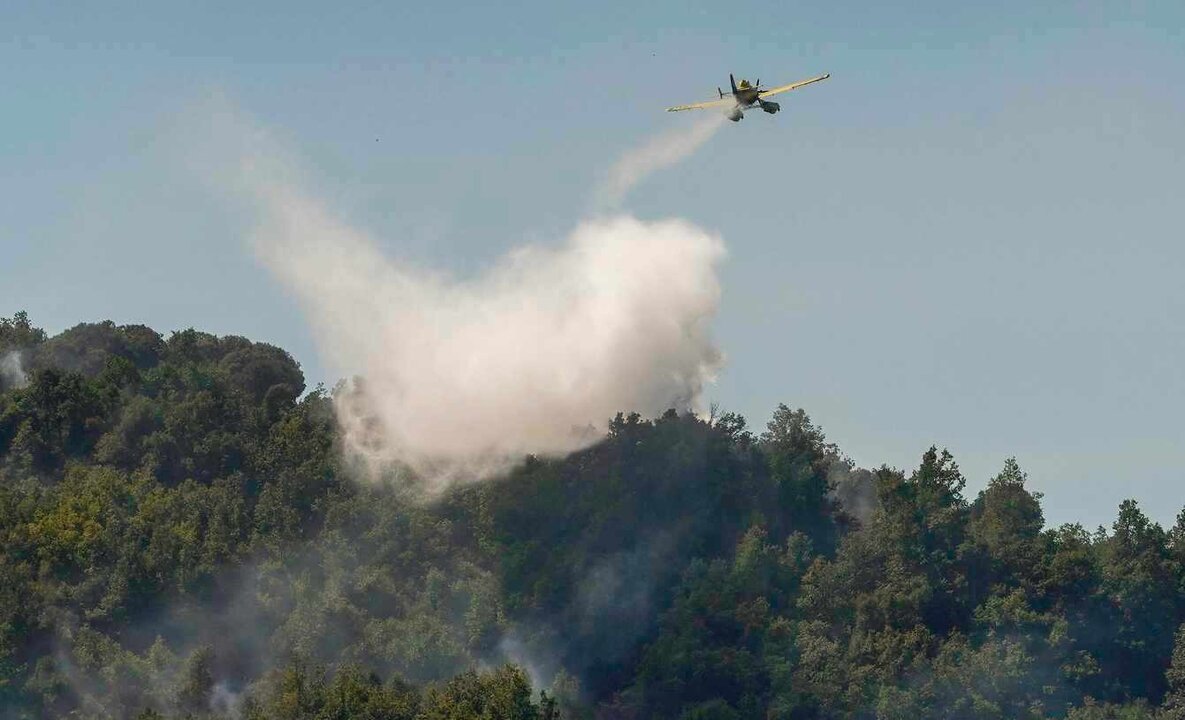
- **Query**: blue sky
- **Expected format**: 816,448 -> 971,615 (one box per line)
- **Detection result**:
3,1 -> 1183,528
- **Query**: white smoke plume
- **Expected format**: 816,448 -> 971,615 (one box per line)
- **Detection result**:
1,351 -> 28,390
231,115 -> 726,492
209,681 -> 244,719
594,114 -> 726,210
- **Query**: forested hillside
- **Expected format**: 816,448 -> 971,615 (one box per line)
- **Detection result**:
2,311 -> 1185,719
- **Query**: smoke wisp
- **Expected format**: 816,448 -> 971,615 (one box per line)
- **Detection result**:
828,462 -> 879,526
234,118 -> 726,492
594,114 -> 725,210
0,351 -> 28,390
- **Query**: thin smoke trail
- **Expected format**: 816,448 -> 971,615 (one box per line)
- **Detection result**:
594,114 -> 726,211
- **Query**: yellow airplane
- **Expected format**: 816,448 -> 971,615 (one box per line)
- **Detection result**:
667,72 -> 830,121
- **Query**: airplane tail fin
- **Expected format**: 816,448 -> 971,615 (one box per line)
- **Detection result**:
729,73 -> 738,94
718,86 -> 724,99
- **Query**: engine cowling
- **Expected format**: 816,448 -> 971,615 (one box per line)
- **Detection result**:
761,100 -> 780,114
727,107 -> 744,122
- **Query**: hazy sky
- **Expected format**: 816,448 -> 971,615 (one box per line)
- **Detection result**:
3,1 -> 1182,529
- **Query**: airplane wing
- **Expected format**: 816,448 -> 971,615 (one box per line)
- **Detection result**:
758,73 -> 830,98
666,98 -> 731,112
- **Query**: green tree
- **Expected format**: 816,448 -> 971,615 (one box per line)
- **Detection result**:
1096,500 -> 1178,701
0,311 -> 46,352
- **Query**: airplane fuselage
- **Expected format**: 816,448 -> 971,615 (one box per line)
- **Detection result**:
723,76 -> 779,121
733,88 -> 762,107
726,87 -> 779,121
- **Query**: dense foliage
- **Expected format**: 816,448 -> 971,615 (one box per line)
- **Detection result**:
2,311 -> 1185,719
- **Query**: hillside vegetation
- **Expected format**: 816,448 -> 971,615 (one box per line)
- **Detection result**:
2,311 -> 1185,719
